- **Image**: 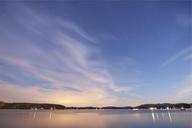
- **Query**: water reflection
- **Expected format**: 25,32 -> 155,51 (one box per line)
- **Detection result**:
155,113 -> 159,120
33,111 -> 36,120
167,110 -> 172,123
49,111 -> 52,120
0,109 -> 191,128
151,110 -> 156,122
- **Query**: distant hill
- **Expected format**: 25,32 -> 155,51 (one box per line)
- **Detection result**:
136,103 -> 192,109
0,102 -> 65,109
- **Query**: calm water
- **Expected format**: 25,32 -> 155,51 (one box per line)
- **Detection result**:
0,109 -> 191,128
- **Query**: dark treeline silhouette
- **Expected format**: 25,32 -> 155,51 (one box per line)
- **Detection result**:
0,101 -> 65,109
136,103 -> 192,109
101,106 -> 133,109
0,101 -> 191,110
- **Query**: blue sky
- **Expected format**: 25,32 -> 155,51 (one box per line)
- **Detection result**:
0,1 -> 191,106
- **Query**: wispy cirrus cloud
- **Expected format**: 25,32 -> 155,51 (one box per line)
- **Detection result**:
0,4 -> 139,106
161,46 -> 192,67
161,12 -> 192,67
161,46 -> 192,103
158,12 -> 192,102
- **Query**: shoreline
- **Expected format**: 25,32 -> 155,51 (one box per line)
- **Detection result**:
1,101 -> 192,110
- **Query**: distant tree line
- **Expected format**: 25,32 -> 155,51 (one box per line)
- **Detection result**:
136,103 -> 192,109
0,101 -> 65,109
0,101 -> 191,109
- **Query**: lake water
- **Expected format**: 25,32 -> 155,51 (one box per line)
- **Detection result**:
0,109 -> 191,128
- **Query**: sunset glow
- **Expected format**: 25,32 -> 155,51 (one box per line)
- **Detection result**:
0,1 -> 191,106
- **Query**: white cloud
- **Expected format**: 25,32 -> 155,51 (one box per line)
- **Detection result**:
0,4 -> 140,106
161,12 -> 192,67
161,46 -> 192,67
160,45 -> 192,103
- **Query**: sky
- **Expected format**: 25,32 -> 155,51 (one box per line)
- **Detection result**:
0,1 -> 191,107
